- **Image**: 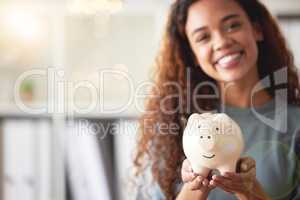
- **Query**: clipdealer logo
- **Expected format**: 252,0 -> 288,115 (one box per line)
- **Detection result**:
251,67 -> 288,132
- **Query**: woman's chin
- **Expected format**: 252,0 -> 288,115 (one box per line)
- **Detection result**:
217,72 -> 246,83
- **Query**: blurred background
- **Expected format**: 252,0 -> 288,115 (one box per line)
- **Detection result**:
0,0 -> 299,200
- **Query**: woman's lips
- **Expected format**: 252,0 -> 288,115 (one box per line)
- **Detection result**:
215,51 -> 244,69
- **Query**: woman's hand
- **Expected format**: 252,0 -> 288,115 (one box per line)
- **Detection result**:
176,159 -> 214,200
209,157 -> 262,199
181,159 -> 215,193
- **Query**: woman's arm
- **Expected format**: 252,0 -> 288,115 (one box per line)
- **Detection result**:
236,179 -> 270,200
176,183 -> 209,200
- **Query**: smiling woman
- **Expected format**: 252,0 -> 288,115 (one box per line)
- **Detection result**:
133,0 -> 300,200
185,1 -> 263,83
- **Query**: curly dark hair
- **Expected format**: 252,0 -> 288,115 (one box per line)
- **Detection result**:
133,0 -> 300,199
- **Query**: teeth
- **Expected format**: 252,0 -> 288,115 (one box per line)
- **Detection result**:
218,52 -> 242,65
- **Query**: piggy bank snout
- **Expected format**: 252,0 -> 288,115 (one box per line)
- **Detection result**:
199,134 -> 216,151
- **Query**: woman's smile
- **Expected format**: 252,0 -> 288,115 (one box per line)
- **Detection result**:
214,50 -> 245,70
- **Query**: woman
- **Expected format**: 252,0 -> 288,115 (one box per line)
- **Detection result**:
134,0 -> 300,199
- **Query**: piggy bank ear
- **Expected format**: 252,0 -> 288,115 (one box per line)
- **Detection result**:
187,113 -> 211,126
214,113 -> 237,135
187,113 -> 200,124
199,112 -> 214,119
213,113 -> 231,123
188,113 -> 210,121
187,113 -> 204,126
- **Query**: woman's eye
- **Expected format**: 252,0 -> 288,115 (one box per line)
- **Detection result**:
195,34 -> 210,43
225,22 -> 242,32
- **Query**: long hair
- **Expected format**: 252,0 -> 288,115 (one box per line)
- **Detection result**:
133,0 -> 300,199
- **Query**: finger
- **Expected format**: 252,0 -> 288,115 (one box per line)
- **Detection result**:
208,179 -> 217,189
220,172 -> 255,191
199,178 -> 214,193
211,179 -> 240,194
241,156 -> 256,166
223,167 -> 255,182
212,174 -> 240,186
238,157 -> 256,172
236,167 -> 256,180
208,182 -> 216,190
241,162 -> 255,172
202,178 -> 209,187
212,181 -> 235,194
212,176 -> 242,189
222,172 -> 243,182
182,171 -> 197,182
188,176 -> 204,190
209,179 -> 216,186
212,175 -> 232,182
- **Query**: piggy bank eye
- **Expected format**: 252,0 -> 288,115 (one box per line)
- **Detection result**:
200,136 -> 203,139
216,127 -> 219,131
208,136 -> 211,139
198,125 -> 201,128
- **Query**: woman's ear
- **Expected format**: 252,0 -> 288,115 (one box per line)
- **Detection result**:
252,22 -> 264,42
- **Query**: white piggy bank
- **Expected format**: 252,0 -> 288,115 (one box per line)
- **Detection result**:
182,113 -> 244,176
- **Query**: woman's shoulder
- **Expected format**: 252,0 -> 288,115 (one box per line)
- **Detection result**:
288,103 -> 300,115
288,103 -> 300,128
285,104 -> 300,154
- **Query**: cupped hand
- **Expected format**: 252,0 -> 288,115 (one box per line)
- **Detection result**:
181,159 -> 215,192
209,156 -> 257,197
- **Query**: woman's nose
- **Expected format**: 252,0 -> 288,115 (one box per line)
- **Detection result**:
213,32 -> 234,51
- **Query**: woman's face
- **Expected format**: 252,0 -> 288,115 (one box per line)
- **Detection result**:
185,0 -> 263,83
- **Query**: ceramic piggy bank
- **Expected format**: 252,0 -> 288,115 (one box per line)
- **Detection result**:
182,113 -> 244,176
